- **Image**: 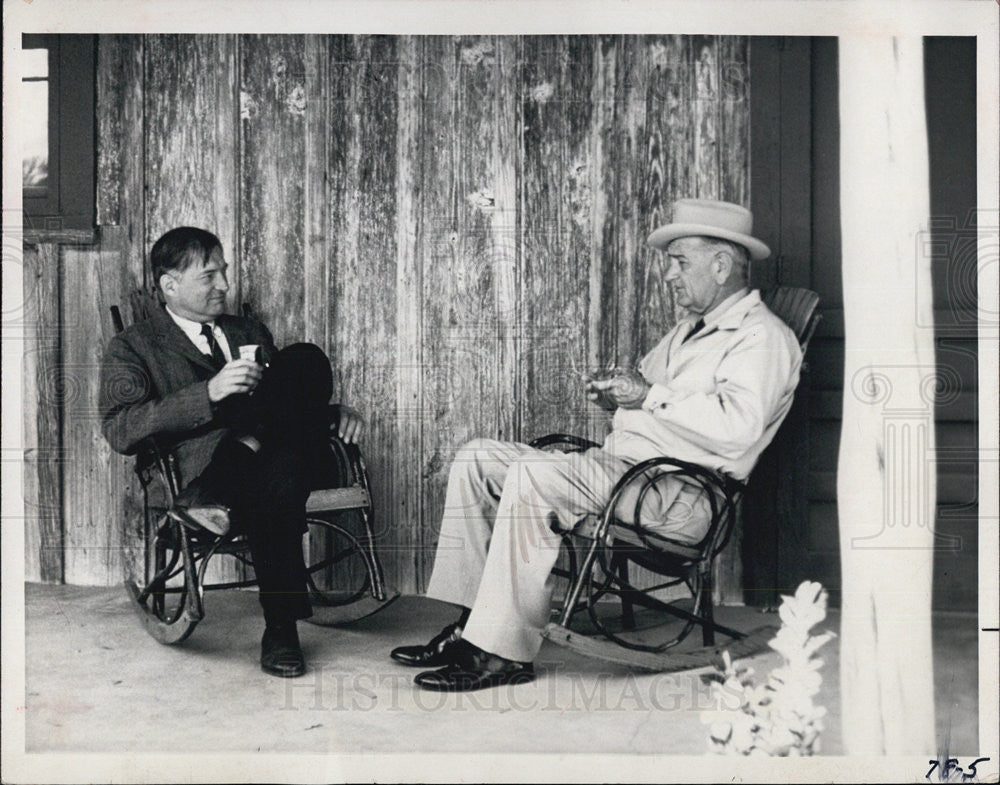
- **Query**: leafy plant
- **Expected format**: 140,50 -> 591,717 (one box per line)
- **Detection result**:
701,580 -> 835,756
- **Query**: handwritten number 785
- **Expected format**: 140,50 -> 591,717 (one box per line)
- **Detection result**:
926,757 -> 990,782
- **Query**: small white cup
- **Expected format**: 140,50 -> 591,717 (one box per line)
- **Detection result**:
238,344 -> 260,363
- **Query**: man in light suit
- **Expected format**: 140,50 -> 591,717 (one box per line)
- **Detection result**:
390,199 -> 803,691
99,226 -> 364,678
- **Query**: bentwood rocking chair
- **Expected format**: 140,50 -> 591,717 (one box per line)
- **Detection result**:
532,286 -> 821,672
111,291 -> 398,644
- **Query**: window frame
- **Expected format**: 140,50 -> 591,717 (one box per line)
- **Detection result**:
21,34 -> 97,245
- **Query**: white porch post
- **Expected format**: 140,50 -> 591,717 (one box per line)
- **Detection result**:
837,34 -> 937,754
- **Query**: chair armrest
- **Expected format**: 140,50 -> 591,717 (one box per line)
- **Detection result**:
324,404 -> 371,492
134,435 -> 168,472
529,433 -> 600,452
133,435 -> 182,501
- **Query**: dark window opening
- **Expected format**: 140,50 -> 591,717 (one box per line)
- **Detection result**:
21,34 -> 96,244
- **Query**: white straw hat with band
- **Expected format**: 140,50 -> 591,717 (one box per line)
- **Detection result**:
647,199 -> 771,261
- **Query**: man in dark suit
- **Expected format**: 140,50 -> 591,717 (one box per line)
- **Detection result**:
99,226 -> 364,678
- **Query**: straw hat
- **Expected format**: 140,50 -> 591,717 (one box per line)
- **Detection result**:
647,199 -> 770,261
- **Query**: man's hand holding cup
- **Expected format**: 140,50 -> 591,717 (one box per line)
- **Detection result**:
208,346 -> 263,403
584,367 -> 651,411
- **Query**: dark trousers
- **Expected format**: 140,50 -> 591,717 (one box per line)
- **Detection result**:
200,343 -> 334,626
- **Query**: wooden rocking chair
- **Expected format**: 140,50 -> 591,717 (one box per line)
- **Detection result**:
110,290 -> 398,644
534,286 -> 822,672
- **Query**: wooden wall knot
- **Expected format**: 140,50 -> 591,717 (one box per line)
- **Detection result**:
459,40 -> 495,68
466,188 -> 497,211
270,53 -> 288,96
286,84 -> 306,116
239,90 -> 258,121
527,82 -> 555,104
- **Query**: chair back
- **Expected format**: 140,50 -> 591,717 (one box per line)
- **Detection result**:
762,286 -> 822,354
110,288 -> 164,334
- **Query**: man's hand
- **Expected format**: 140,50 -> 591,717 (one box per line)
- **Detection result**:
207,359 -> 263,403
582,372 -> 617,411
336,404 -> 365,444
585,368 -> 651,410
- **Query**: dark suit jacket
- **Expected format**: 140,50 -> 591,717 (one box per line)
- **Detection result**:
98,305 -> 279,493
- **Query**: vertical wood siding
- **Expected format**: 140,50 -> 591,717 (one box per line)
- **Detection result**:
22,244 -> 63,583
24,35 -> 751,596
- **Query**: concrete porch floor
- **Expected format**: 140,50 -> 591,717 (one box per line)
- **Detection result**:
22,583 -> 978,755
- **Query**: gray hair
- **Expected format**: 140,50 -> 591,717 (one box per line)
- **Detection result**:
697,236 -> 749,282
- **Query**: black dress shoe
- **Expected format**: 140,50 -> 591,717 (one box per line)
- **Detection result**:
260,623 -> 306,678
390,622 -> 464,667
414,642 -> 535,692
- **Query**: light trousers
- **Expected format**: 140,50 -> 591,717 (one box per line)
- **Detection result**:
424,438 -> 710,662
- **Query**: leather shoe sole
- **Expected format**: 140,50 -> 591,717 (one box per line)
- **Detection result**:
170,505 -> 231,537
414,661 -> 535,692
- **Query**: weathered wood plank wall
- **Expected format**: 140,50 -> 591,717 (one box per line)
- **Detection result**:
22,244 -> 63,583
23,34 -> 752,597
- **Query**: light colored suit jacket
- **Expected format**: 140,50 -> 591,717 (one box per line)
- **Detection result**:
605,289 -> 803,481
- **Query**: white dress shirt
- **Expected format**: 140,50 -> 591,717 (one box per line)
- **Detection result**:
603,289 -> 803,481
165,305 -> 233,363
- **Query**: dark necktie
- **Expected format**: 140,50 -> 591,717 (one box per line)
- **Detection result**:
200,323 -> 226,369
682,318 -> 705,344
